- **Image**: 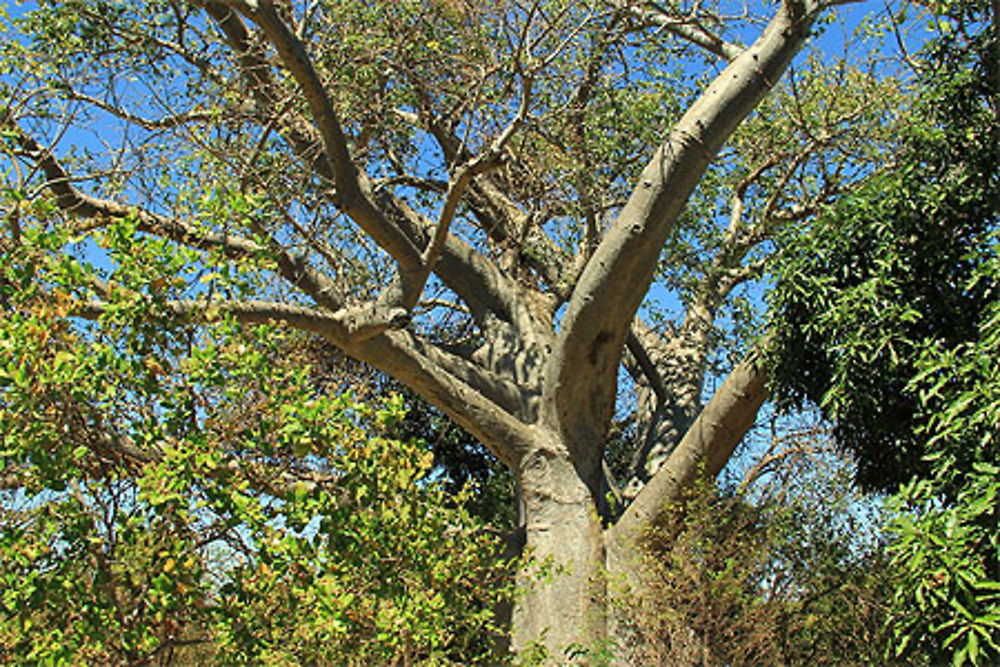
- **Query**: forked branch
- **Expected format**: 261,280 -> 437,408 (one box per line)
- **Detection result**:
546,0 -> 821,452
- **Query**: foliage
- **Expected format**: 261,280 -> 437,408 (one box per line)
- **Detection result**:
289,338 -> 518,530
767,0 -> 1000,663
0,220 -> 512,665
766,0 -> 1000,492
389,388 -> 517,531
887,467 -> 1000,666
885,232 -> 1000,666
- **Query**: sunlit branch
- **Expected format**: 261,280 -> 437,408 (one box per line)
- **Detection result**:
5,119 -> 256,254
547,0 -> 820,459
76,297 -> 410,342
5,116 -> 355,311
612,342 -> 770,539
614,0 -> 744,61
404,75 -> 535,310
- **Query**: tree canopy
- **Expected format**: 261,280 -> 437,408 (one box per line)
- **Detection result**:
768,0 -> 999,491
0,0 -> 937,660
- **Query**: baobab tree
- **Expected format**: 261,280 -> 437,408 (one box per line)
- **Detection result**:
0,0 -> 896,658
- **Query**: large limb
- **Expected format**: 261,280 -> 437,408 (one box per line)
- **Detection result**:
217,0 -> 425,287
349,331 -> 538,468
9,109 -> 540,456
76,298 -> 407,341
614,0 -> 745,62
544,0 -> 821,463
76,297 -> 536,467
199,0 -> 336,179
622,133 -> 854,489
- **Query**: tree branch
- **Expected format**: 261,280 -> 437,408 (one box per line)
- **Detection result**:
76,294 -> 534,466
414,105 -> 570,301
5,118 -> 349,311
205,1 -> 525,327
61,88 -> 220,131
403,75 -> 534,310
221,0 -> 426,284
544,0 -> 818,458
345,331 -> 537,468
625,326 -> 671,408
76,298 -> 410,342
3,119 -> 246,248
610,343 -> 769,540
614,0 -> 744,62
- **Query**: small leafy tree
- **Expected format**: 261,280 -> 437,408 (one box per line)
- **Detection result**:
768,0 -> 1000,662
0,243 -> 511,664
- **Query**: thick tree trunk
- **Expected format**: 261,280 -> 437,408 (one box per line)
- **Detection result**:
511,444 -> 607,658
505,349 -> 769,662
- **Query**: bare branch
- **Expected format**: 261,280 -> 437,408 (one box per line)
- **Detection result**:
564,10 -> 627,263
76,298 -> 409,342
404,75 -> 534,310
61,88 -> 219,131
626,326 -> 671,408
5,118 -> 350,311
220,0 -> 424,277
